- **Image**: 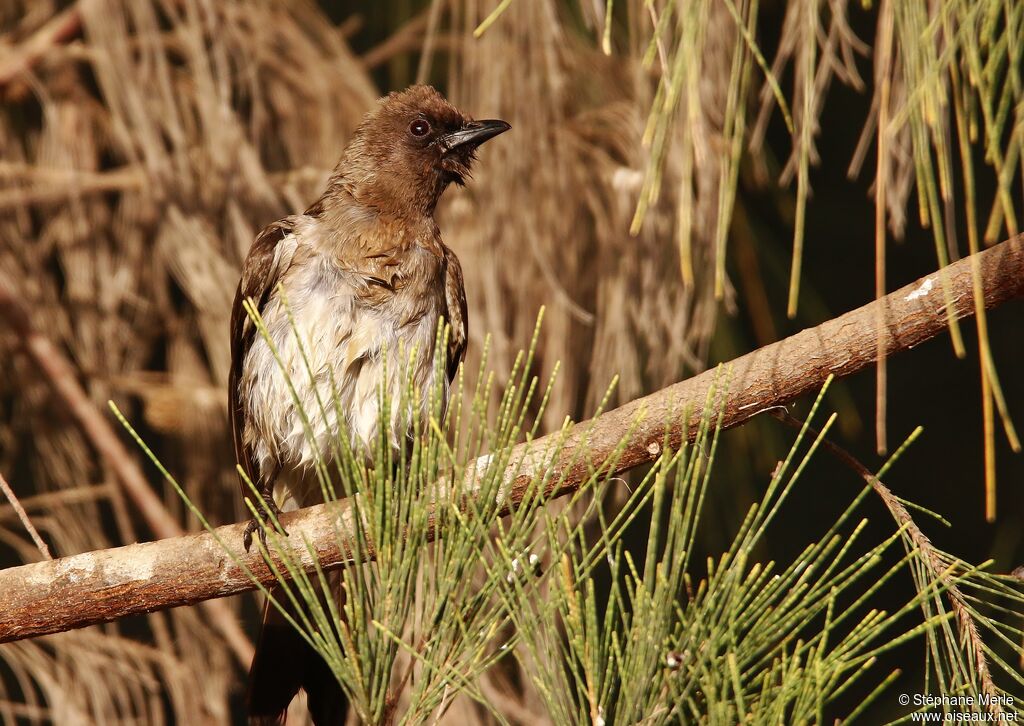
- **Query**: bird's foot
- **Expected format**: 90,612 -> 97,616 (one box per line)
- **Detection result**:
243,499 -> 289,553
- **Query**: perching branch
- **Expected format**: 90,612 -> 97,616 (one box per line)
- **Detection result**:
0,234 -> 1022,645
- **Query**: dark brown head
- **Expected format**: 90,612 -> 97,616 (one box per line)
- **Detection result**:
331,85 -> 509,217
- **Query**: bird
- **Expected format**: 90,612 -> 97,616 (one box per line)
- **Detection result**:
228,85 -> 509,724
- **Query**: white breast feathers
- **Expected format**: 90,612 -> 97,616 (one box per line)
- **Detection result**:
239,237 -> 446,509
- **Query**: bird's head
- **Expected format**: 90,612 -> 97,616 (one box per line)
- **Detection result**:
334,85 -> 510,217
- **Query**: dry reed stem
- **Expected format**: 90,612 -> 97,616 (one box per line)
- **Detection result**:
0,1 -> 85,87
0,472 -> 51,560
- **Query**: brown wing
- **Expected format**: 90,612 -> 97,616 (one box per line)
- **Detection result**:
229,218 -> 296,503
443,249 -> 468,384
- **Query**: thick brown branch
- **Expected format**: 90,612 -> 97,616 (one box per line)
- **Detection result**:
0,234 -> 1022,644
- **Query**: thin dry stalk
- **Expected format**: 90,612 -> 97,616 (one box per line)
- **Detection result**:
0,1 -> 85,87
0,472 -> 51,560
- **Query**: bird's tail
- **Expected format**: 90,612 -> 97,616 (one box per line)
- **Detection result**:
247,576 -> 349,726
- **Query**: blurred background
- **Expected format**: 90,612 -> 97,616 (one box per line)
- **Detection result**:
0,0 -> 1021,723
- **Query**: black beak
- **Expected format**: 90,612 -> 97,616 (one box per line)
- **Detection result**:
439,119 -> 511,153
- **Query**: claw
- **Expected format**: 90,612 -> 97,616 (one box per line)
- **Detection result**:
242,498 -> 289,553
242,518 -> 261,553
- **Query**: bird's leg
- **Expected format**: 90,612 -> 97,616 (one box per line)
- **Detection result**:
243,471 -> 288,552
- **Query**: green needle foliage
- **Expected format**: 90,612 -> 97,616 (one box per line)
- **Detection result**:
112,309 -> 1024,720
497,380 -> 1022,725
117,307 -> 1024,723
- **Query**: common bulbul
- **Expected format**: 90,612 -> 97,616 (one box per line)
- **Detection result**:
229,85 -> 509,724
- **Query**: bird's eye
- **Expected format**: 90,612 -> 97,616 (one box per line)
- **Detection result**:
409,119 -> 431,137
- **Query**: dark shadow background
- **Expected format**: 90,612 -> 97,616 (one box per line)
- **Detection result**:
710,3 -> 1024,719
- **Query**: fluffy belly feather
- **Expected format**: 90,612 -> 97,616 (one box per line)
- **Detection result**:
239,261 -> 445,509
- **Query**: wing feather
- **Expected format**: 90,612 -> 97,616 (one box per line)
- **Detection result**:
229,218 -> 297,503
443,249 -> 468,384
